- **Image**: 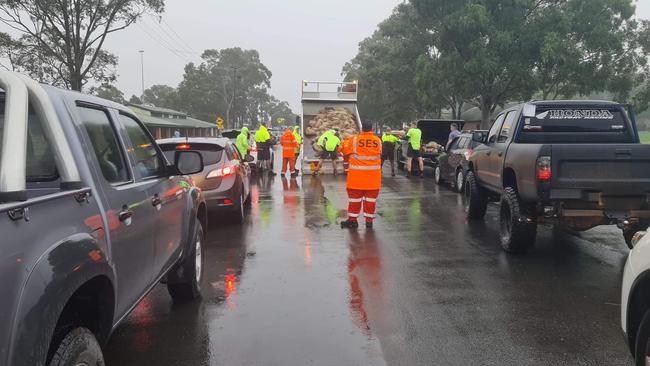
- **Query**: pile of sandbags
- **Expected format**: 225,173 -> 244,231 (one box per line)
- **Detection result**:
422,141 -> 444,155
304,107 -> 358,140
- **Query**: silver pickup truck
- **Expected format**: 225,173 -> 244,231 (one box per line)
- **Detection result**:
0,71 -> 208,366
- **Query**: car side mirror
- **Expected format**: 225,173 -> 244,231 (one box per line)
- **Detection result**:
175,151 -> 203,175
472,131 -> 486,143
244,154 -> 255,163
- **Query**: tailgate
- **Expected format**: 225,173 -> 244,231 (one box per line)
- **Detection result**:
551,144 -> 650,196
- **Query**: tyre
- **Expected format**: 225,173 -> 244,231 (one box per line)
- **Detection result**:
434,166 -> 444,185
48,327 -> 104,366
500,187 -> 537,254
167,221 -> 204,302
232,192 -> 245,224
455,169 -> 465,193
464,171 -> 488,219
244,189 -> 252,208
634,309 -> 650,366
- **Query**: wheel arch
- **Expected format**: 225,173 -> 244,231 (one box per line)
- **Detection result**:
9,233 -> 115,366
627,270 -> 650,354
502,167 -> 518,191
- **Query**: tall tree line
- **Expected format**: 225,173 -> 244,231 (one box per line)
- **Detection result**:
344,0 -> 650,129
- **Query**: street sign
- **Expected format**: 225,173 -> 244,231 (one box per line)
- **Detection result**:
216,117 -> 224,129
277,117 -> 285,126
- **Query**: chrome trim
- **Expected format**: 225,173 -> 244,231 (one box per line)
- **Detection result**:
0,70 -> 29,194
15,74 -> 81,184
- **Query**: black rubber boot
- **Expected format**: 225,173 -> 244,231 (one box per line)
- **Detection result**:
340,220 -> 359,229
366,222 -> 373,229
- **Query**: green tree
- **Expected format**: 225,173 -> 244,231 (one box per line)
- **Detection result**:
89,83 -> 125,103
142,84 -> 179,109
0,0 -> 164,90
128,94 -> 142,104
177,48 -> 276,128
342,3 -> 431,127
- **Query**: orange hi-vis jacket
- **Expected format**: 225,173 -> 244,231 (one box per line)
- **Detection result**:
280,129 -> 298,158
342,131 -> 382,190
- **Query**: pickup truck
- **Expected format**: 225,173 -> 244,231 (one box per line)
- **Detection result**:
0,71 -> 208,366
397,119 -> 464,173
464,100 -> 650,253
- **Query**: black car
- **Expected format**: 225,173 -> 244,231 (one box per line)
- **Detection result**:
434,131 -> 485,193
465,101 -> 650,253
158,138 -> 252,224
397,119 -> 464,174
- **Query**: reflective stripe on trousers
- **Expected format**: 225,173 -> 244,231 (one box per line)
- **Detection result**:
347,189 -> 380,223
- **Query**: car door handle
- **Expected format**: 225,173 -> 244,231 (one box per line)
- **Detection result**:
118,207 -> 133,222
498,152 -> 503,157
486,151 -> 491,156
151,194 -> 162,207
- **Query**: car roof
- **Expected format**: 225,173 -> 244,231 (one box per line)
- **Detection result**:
156,137 -> 230,146
530,99 -> 622,106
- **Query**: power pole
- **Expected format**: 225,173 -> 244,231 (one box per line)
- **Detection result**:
139,50 -> 145,99
232,66 -> 239,128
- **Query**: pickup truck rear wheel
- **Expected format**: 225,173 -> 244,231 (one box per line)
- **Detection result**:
48,327 -> 104,366
167,221 -> 204,302
500,187 -> 537,254
464,171 -> 488,219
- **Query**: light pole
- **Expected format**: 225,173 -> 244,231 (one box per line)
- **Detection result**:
138,50 -> 145,98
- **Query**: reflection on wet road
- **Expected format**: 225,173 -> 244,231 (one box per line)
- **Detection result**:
105,172 -> 633,366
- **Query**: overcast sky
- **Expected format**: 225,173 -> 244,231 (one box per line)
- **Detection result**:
106,0 -> 650,113
106,0 -> 403,112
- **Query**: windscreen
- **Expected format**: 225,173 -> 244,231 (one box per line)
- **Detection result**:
517,106 -> 634,143
160,143 -> 224,165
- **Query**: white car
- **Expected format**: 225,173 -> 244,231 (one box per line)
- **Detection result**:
622,229 -> 650,366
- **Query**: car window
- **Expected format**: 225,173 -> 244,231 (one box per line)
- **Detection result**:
229,144 -> 242,160
77,106 -> 130,184
458,137 -> 469,149
488,114 -> 506,144
119,114 -> 164,179
498,111 -> 517,143
0,101 -> 59,182
160,143 -> 224,166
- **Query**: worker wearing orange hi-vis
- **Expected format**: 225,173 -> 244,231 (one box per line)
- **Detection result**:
280,128 -> 299,177
340,122 -> 382,229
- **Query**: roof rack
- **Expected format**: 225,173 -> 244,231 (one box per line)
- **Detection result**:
0,71 -> 81,203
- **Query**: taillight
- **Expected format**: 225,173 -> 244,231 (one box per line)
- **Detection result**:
176,144 -> 190,150
537,156 -> 551,182
206,165 -> 236,179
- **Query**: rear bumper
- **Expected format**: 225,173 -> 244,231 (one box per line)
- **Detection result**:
202,177 -> 239,209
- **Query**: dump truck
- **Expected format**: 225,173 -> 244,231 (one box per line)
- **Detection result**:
300,81 -> 362,174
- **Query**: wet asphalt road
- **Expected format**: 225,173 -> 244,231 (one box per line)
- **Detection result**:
104,165 -> 634,365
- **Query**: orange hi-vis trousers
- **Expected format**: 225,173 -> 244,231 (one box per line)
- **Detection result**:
347,189 -> 380,223
281,157 -> 296,174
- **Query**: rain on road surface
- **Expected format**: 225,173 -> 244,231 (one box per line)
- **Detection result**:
104,167 -> 633,365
